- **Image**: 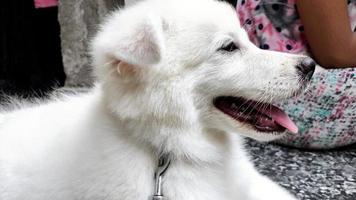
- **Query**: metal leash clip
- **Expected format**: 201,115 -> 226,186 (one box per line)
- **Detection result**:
151,153 -> 171,200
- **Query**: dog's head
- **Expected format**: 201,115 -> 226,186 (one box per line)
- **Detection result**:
91,0 -> 315,142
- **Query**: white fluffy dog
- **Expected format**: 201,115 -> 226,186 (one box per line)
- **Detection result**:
0,0 -> 315,199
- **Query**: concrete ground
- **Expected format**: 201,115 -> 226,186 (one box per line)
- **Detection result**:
247,139 -> 356,200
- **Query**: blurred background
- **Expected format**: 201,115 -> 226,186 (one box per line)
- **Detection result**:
0,0 -> 126,98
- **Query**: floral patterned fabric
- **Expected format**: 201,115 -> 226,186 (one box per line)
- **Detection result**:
34,0 -> 58,9
236,0 -> 356,149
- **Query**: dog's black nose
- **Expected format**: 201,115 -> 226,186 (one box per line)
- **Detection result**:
297,58 -> 316,77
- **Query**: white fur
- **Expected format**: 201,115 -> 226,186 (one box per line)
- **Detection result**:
0,0 -> 309,199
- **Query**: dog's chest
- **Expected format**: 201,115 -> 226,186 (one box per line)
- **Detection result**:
87,159 -> 231,200
160,163 -> 231,200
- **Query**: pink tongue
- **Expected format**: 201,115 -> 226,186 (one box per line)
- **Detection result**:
259,106 -> 298,134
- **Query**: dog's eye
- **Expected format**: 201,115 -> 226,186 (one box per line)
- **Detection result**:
219,42 -> 238,52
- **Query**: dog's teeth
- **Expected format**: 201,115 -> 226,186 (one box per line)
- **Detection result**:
263,117 -> 271,121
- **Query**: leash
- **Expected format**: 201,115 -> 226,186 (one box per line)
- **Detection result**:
151,153 -> 171,200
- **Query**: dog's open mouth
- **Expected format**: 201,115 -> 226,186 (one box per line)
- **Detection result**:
213,96 -> 298,134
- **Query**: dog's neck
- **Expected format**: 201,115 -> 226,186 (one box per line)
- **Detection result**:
116,116 -> 229,163
99,79 -> 231,163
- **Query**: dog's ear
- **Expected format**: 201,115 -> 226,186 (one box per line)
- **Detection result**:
113,13 -> 164,67
92,10 -> 164,75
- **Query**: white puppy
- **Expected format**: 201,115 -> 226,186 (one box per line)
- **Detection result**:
0,0 -> 315,199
